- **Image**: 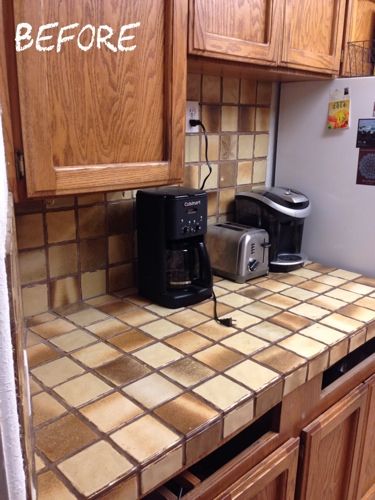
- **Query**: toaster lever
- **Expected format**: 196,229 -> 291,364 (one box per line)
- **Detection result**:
261,242 -> 271,248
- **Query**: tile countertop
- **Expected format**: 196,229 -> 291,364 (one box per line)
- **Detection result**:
27,263 -> 375,499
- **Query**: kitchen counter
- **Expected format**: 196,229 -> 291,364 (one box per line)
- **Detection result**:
27,263 -> 375,499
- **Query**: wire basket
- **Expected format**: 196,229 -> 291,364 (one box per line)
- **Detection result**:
347,40 -> 375,76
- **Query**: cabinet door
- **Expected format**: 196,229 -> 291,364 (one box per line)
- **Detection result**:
357,374 -> 375,500
298,384 -> 368,500
280,0 -> 347,73
189,0 -> 283,65
217,438 -> 299,500
13,0 -> 187,197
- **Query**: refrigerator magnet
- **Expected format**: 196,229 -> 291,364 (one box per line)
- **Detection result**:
356,149 -> 375,185
327,88 -> 350,130
356,119 -> 375,148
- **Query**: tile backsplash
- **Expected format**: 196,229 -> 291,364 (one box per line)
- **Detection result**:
15,74 -> 273,317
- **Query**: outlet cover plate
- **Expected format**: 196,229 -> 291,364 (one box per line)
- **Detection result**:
186,101 -> 200,133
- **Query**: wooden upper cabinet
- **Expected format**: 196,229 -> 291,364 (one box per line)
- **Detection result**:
280,0 -> 347,73
189,0 -> 283,65
13,0 -> 187,197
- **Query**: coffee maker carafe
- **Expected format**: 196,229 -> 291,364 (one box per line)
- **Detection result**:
136,188 -> 213,308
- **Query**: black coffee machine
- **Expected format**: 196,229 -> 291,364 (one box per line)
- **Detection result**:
136,188 -> 213,308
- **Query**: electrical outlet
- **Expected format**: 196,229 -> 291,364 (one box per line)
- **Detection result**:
186,101 -> 200,133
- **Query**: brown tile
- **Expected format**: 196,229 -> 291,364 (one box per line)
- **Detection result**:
240,79 -> 256,104
15,199 -> 43,214
321,313 -> 363,333
349,328 -> 367,352
201,105 -> 221,132
111,414 -> 181,462
299,280 -> 332,293
141,446 -> 183,495
219,188 -> 235,214
80,238 -> 107,271
48,243 -> 78,278
50,276 -> 80,309
253,345 -> 306,374
273,274 -> 306,286
85,294 -> 119,307
32,392 -> 66,426
134,343 -> 183,368
241,286 -> 271,300
194,319 -> 237,340
99,476 -> 138,500
81,270 -> 106,299
108,263 -> 135,292
108,201 -> 134,235
284,365 -> 308,395
329,338 -> 349,365
194,374 -> 251,411
300,324 -> 346,345
108,234 -> 134,265
35,454 -> 46,472
339,304 -> 375,323
355,296 -> 375,310
16,213 -> 45,249
37,471 -> 75,500
98,299 -> 136,316
237,161 -> 253,185
27,344 -> 60,368
220,137 -> 238,162
165,331 -> 212,354
223,77 -> 240,103
109,329 -> 153,352
185,421 -> 221,466
278,333 -> 327,359
72,342 -> 122,368
162,358 -> 214,387
257,81 -> 273,105
309,295 -> 346,312
30,318 -> 76,338
202,75 -> 221,103
184,163 -> 200,188
201,162 -> 218,190
54,372 -> 112,407
96,355 -> 151,386
256,107 -> 270,131
238,134 -> 254,159
221,106 -> 238,131
36,414 -> 97,462
66,307 -> 108,327
80,392 -> 142,432
308,351 -> 329,380
46,196 -> 75,210
168,310 -> 207,329
27,330 -> 42,347
238,106 -> 255,132
289,303 -> 329,321
255,380 -> 283,418
305,263 -> 335,273
326,288 -> 360,303
242,302 -> 280,319
87,318 -> 130,339
22,284 -> 49,317
58,441 -> 133,497
155,393 -> 219,436
77,193 -> 104,205
247,321 -> 291,342
187,73 -> 201,101
124,373 -> 182,408
19,249 -> 47,285
225,359 -> 280,392
366,321 -> 375,341
78,205 -> 105,238
193,300 -> 233,318
224,398 -> 254,438
30,378 -> 43,395
194,344 -> 244,371
54,301 -> 90,316
27,312 -> 56,327
262,293 -> 300,309
355,276 -> 375,287
201,134 -> 219,162
46,211 -> 76,244
222,332 -> 269,355
140,318 -> 183,339
271,311 -> 311,332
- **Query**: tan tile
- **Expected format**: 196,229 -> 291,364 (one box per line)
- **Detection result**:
97,356 -> 151,385
221,106 -> 238,131
168,310 -> 208,329
255,107 -> 270,131
108,234 -> 133,265
355,276 -> 375,287
222,332 -> 269,355
78,206 -> 105,238
218,292 -> 253,308
27,330 -> 42,347
185,420 -> 221,466
226,359 -> 280,392
118,307 -> 158,327
305,263 -> 335,273
255,381 -> 283,418
22,284 -> 48,317
193,319 -> 237,341
111,414 -> 181,462
141,446 -> 183,495
145,303 -> 183,317
257,81 -> 273,105
223,77 -> 239,103
321,313 -> 363,333
58,441 -> 133,497
16,213 -> 45,249
239,106 -> 255,132
366,321 -> 375,341
162,358 -> 214,387
27,344 -> 60,368
87,318 -> 130,339
329,339 -> 349,365
201,105 -> 221,133
48,244 -> 78,278
193,299 -> 233,318
77,193 -> 104,205
299,280 -> 332,293
355,296 -> 375,310
242,302 -> 280,319
314,275 -> 346,287
36,414 -> 97,461
279,333 -> 327,359
194,344 -> 244,371
219,159 -> 237,188
241,286 -> 272,300
300,324 -> 346,345
224,399 -> 254,438
238,135 -> 254,159
220,137 -> 237,162
271,311 -> 311,332
27,312 -> 56,327
237,160 -> 253,185
45,196 -> 75,209
30,378 -> 43,395
253,345 -> 306,374
32,392 -> 66,426
219,188 -> 235,214
201,134 -> 219,162
326,288 -> 361,303
201,163 -> 219,191
309,295 -> 346,311
202,75 -> 221,103
194,374 -> 251,411
139,318 -> 183,339
107,200 -> 134,235
252,159 -> 267,183
108,263 -> 135,292
155,393 -> 218,435
290,303 -> 329,321
72,343 -> 121,368
99,476 -> 138,500
31,318 -> 75,338
124,373 -> 182,408
339,304 -> 375,323
272,273 -> 306,286
134,343 -> 183,368
340,282 -> 373,295
240,79 -> 256,104
54,372 -> 112,407
226,310 -> 261,329
85,294 -> 119,307
187,73 -> 201,101
308,351 -> 329,380
46,211 -> 76,244
349,328 -> 367,352
282,287 -> 317,301
284,365 -> 308,395
32,357 -> 84,387
165,331 -> 212,354
247,321 -> 291,342
291,268 -> 321,279
81,270 -> 107,299
19,249 -> 47,285
109,329 -> 153,352
50,277 -> 80,309
185,135 -> 200,163
183,164 -> 200,189
37,471 -> 75,500
262,293 -> 300,309
254,134 -> 269,157
329,269 -> 361,280
66,308 -> 108,327
35,453 -> 45,473
80,392 -> 142,432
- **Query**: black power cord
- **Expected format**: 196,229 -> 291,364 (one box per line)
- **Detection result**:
212,289 -> 235,327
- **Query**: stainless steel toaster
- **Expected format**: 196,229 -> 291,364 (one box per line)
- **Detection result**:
206,223 -> 270,283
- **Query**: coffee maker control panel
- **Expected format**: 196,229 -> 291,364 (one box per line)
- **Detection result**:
167,192 -> 208,240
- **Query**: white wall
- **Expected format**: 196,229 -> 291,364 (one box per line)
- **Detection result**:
0,119 -> 26,500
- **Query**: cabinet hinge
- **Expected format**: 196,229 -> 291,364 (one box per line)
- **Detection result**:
15,150 -> 25,179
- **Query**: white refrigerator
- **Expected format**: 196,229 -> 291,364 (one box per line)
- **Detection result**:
275,76 -> 375,277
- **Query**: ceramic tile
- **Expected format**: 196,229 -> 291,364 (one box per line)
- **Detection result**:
27,344 -> 60,368
247,321 -> 292,342
124,373 -> 182,408
282,287 -> 318,301
185,135 -> 200,163
217,279 -> 248,291
202,75 -> 221,103
223,399 -> 254,438
355,276 -> 375,287
48,244 -> 78,278
218,293 -> 253,308
349,328 -> 367,352
32,392 -> 66,426
80,392 -> 143,432
46,196 -> 75,209
55,302 -> 90,316
193,375 -> 251,411
329,269 -> 361,280
223,77 -> 240,103
201,105 -> 221,133
161,358 -> 214,387
35,454 -> 45,473
32,357 -> 84,387
30,378 -> 43,395
238,135 -> 254,159
98,300 -> 136,317
165,331 -> 212,354
278,333 -> 327,359
187,73 -> 201,101
123,295 -> 151,307
313,275 -> 346,287
226,359 -> 280,392
36,414 -> 97,461
46,211 -> 76,244
78,206 -> 105,238
284,365 -> 308,395
240,286 -> 271,300
262,293 -> 300,309
30,319 -> 76,339
221,106 -> 238,131
355,296 -> 375,310
255,107 -> 270,131
255,381 -> 284,418
326,288 -> 361,303
145,303 -> 183,317
80,237 -> 107,271
59,441 -> 133,497
242,302 -> 280,319
309,295 -> 347,311
27,312 -> 56,327
183,164 -> 200,189
37,471 -> 76,500
258,279 -> 290,293
117,307 -> 158,327
140,318 -> 184,339
340,282 -> 373,295
305,263 -> 335,273
108,263 -> 135,293
238,106 -> 255,132
72,343 -> 122,368
220,139 -> 237,163
366,322 -> 375,341
96,356 -> 151,386
300,324 -> 346,345
329,339 -> 349,365
107,200 -> 134,235
221,332 -> 269,355
240,79 -> 256,104
154,393 -> 219,436
289,303 -> 329,321
87,318 -> 130,339
226,310 -> 261,329
273,274 -> 306,286
81,270 -> 107,299
141,446 -> 183,495
54,372 -> 112,407
257,81 -> 272,105
132,342 -> 182,368
99,476 -> 138,500
17,213 -> 45,249
320,313 -> 364,333
185,420 -> 222,466
308,351 -> 329,380
253,345 -> 306,374
50,277 -> 80,309
299,281 -> 332,294
66,308 -> 108,327
254,134 -> 269,158
252,159 -> 267,183
193,300 -> 233,318
339,304 -> 375,323
219,188 -> 235,214
194,345 -> 244,371
27,331 -> 43,347
77,193 -> 104,205
271,311 -> 312,332
109,329 -> 154,352
19,248 -> 47,285
290,268 -> 320,279
50,330 -> 97,352
193,320 -> 237,341
111,414 -> 181,462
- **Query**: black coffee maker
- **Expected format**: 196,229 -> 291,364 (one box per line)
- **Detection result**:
136,188 -> 213,308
